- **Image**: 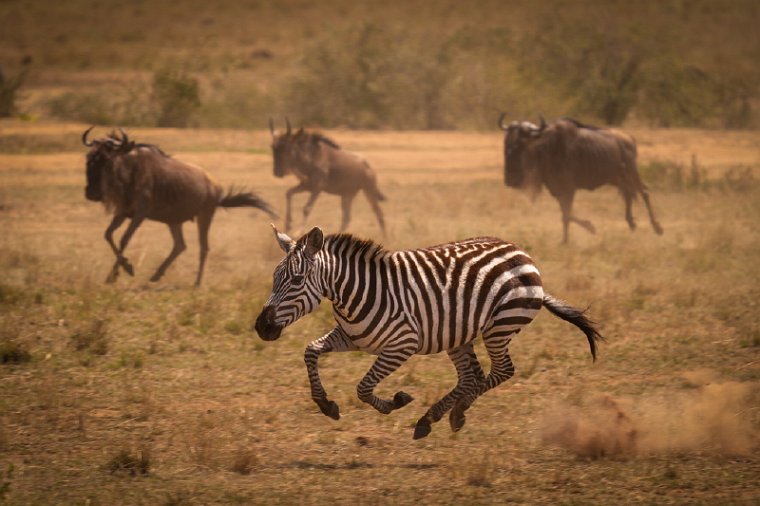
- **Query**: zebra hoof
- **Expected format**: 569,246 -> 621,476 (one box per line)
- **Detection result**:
449,408 -> 466,432
393,391 -> 414,409
413,418 -> 432,440
315,399 -> 340,420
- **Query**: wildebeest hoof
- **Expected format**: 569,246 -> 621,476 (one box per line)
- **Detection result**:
653,222 -> 664,235
315,398 -> 340,420
392,391 -> 414,409
413,418 -> 432,440
149,272 -> 162,282
449,408 -> 466,432
122,262 -> 135,276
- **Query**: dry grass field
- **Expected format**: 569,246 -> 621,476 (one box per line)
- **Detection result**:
1,120 -> 759,504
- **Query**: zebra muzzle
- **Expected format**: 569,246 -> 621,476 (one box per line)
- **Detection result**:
254,306 -> 283,341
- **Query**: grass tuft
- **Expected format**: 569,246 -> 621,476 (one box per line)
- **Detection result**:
104,448 -> 151,476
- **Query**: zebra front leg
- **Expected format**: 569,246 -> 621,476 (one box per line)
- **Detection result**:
413,343 -> 481,440
304,328 -> 359,420
449,330 -> 517,433
356,344 -> 417,415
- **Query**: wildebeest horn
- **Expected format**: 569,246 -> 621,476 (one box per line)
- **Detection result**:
82,126 -> 96,146
285,117 -> 292,135
118,127 -> 129,145
498,112 -> 509,130
269,118 -> 275,137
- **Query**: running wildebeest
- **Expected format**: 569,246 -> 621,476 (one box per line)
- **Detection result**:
499,114 -> 663,243
83,127 -> 276,286
268,118 -> 387,236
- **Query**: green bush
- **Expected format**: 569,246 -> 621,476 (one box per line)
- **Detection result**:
47,83 -> 154,126
152,68 -> 201,127
0,58 -> 30,117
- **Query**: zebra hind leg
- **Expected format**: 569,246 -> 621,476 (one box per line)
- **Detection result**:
356,346 -> 416,415
413,343 -> 481,440
449,330 -> 517,433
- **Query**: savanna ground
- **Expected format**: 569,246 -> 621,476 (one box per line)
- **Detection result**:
0,120 -> 758,505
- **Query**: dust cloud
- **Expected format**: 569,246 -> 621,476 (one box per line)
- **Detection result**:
541,374 -> 758,459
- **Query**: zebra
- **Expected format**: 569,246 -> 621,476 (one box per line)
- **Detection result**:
254,226 -> 603,439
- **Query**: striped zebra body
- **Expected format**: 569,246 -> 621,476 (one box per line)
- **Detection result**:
255,227 -> 601,439
328,237 -> 543,355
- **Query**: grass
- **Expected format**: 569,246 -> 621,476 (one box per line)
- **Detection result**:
0,122 -> 758,504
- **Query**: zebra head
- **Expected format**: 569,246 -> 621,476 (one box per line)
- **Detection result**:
254,226 -> 325,341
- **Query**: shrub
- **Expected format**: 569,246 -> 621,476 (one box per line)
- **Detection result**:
0,340 -> 31,364
152,68 -> 201,127
0,57 -> 31,117
104,448 -> 150,476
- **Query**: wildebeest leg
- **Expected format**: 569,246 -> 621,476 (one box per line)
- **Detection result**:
104,215 -> 130,282
340,194 -> 355,232
639,185 -> 664,235
413,344 -> 480,439
304,327 -> 360,420
302,191 -> 321,228
106,215 -> 145,283
558,193 -> 574,244
285,182 -> 310,232
365,192 -> 387,237
193,209 -> 216,287
623,189 -> 637,231
558,191 -> 595,243
149,223 -> 187,284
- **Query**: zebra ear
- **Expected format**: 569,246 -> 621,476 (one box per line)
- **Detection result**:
303,226 -> 324,258
271,224 -> 295,253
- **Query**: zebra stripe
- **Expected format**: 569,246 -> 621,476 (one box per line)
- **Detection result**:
254,227 -> 602,439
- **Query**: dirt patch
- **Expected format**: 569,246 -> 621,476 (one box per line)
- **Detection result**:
541,378 -> 758,459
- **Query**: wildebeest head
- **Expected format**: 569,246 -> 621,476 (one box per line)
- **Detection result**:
499,113 -> 546,188
269,118 -> 297,178
268,118 -> 341,181
254,225 -> 324,341
82,127 -> 134,202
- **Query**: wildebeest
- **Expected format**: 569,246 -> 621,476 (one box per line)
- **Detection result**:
499,114 -> 663,243
83,127 -> 276,286
269,119 -> 386,235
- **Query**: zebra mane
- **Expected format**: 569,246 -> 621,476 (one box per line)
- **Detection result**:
325,233 -> 386,257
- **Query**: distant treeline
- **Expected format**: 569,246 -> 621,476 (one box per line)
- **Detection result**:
1,0 -> 757,129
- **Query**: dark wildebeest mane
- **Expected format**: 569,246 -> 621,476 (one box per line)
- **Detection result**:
83,126 -> 276,286
294,129 -> 341,150
559,117 -> 603,131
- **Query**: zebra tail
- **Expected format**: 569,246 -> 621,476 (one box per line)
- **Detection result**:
219,187 -> 278,219
542,294 -> 604,361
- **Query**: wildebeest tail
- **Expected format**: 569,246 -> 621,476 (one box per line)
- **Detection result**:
219,187 -> 278,218
542,294 -> 604,361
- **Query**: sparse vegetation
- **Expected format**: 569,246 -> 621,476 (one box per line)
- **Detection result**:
0,105 -> 758,504
105,448 -> 151,476
0,57 -> 30,117
1,0 -> 757,129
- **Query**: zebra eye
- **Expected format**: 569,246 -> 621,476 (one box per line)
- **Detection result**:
291,274 -> 305,284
